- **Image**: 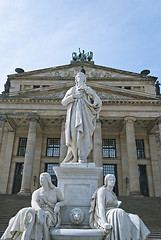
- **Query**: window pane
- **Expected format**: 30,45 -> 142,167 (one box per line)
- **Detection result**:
45,163 -> 59,186
136,140 -> 145,159
46,138 -> 60,157
17,138 -> 27,156
102,139 -> 116,158
103,164 -> 118,195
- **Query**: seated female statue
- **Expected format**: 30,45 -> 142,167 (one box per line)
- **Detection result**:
89,174 -> 150,240
1,172 -> 64,240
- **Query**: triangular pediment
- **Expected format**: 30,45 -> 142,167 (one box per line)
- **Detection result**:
9,62 -> 157,82
7,82 -> 156,101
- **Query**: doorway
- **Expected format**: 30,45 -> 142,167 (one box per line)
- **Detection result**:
12,163 -> 24,194
138,165 -> 149,196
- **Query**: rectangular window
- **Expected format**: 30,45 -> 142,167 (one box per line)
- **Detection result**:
17,138 -> 27,156
46,138 -> 60,157
124,87 -> 131,90
103,164 -> 118,195
102,139 -> 116,158
33,85 -> 40,89
45,163 -> 59,186
136,140 -> 145,159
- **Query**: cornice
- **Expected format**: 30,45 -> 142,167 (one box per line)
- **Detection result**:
9,76 -> 156,83
0,98 -> 160,105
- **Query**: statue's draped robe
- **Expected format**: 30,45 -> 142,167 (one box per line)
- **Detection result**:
89,186 -> 150,240
62,86 -> 102,162
1,189 -> 60,240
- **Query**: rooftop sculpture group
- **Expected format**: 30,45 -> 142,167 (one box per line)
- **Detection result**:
72,48 -> 93,61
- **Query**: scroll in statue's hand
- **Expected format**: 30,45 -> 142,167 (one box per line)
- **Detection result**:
103,222 -> 112,231
54,205 -> 60,214
73,93 -> 83,99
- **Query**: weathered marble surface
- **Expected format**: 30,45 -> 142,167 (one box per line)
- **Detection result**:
89,174 -> 150,240
51,229 -> 104,240
54,163 -> 102,228
1,173 -> 64,240
61,72 -> 102,164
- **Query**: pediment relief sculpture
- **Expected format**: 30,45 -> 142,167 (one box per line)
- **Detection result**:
8,87 -> 153,101
11,64 -> 154,81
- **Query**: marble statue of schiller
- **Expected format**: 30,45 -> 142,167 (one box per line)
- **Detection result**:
61,71 -> 102,164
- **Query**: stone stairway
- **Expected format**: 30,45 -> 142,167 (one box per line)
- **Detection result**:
0,195 -> 161,239
119,196 -> 161,239
0,194 -> 31,237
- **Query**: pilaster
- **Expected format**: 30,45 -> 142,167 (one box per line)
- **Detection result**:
156,116 -> 161,143
0,130 -> 15,193
0,115 -> 7,151
148,133 -> 161,197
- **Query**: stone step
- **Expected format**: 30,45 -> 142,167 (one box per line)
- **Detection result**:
0,195 -> 161,239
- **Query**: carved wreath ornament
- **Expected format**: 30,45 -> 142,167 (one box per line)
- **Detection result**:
69,208 -> 84,225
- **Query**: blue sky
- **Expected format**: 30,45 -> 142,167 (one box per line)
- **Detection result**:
0,0 -> 161,92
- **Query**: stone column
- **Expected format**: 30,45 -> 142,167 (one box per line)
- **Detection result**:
148,133 -> 161,196
93,120 -> 103,186
124,117 -> 140,195
19,116 -> 38,194
0,115 -> 6,151
120,132 -> 130,196
93,120 -> 103,167
0,131 -> 15,193
59,118 -> 67,162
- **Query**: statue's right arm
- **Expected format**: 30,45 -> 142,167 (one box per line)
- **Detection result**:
97,189 -> 107,224
97,188 -> 111,229
61,88 -> 75,106
61,95 -> 75,106
31,189 -> 41,211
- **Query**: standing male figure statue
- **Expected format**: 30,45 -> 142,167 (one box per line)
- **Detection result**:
61,70 -> 102,164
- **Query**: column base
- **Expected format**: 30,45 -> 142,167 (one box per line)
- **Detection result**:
18,189 -> 31,195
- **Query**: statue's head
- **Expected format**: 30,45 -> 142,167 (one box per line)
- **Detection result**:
104,174 -> 116,187
40,172 -> 55,189
75,72 -> 86,87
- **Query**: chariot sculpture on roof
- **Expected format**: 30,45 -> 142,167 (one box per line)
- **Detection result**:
72,48 -> 93,61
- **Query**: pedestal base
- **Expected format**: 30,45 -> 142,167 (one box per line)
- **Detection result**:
51,229 -> 104,240
54,163 -> 102,228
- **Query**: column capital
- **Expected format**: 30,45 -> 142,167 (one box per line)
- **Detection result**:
28,114 -> 39,122
61,116 -> 66,123
0,114 -> 7,122
156,116 -> 161,125
124,116 -> 136,123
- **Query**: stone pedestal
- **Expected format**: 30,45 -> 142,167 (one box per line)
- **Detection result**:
51,229 -> 104,240
54,163 -> 102,228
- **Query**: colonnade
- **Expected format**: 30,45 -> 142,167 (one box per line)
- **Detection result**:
0,114 -> 161,196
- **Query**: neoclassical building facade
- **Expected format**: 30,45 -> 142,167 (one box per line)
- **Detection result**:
0,61 -> 161,197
